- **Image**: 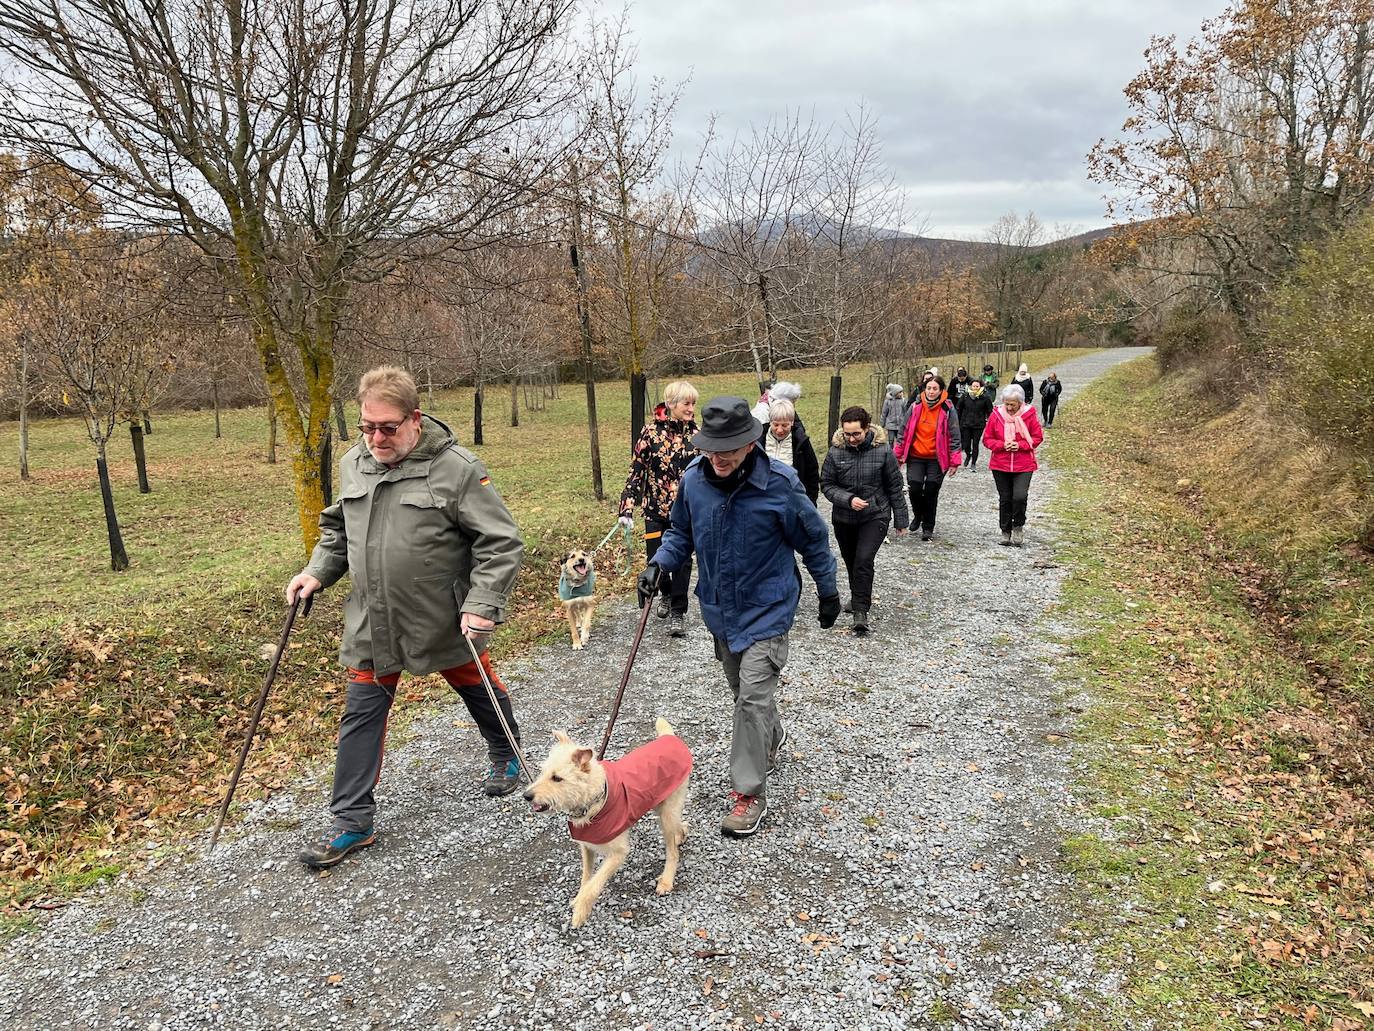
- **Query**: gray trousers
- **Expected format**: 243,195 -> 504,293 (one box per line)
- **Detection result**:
713,634 -> 789,797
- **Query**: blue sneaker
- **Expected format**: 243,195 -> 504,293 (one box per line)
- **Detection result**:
484,757 -> 522,797
298,827 -> 375,869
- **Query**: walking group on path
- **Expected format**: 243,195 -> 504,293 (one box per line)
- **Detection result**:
282,359 -> 1065,864
3,348 -> 1149,1031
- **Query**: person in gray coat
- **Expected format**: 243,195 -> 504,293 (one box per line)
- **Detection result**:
821,406 -> 909,635
880,383 -> 906,437
287,365 -> 525,868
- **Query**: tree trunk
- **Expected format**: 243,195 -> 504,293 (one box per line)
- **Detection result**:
267,397 -> 277,464
18,339 -> 30,482
320,427 -> 333,508
827,375 -> 843,443
130,422 -> 151,493
510,376 -> 519,428
96,449 -> 129,571
743,308 -> 767,395
142,411 -> 152,435
333,395 -> 349,441
630,372 -> 648,451
758,273 -> 777,384
473,382 -> 484,446
568,184 -> 604,501
426,366 -> 435,408
212,373 -> 222,439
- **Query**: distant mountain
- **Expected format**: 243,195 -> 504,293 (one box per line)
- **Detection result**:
698,218 -> 1137,270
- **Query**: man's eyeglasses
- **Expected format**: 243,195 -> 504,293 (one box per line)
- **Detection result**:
357,421 -> 405,437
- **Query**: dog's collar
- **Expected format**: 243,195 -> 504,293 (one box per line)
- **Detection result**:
567,781 -> 609,824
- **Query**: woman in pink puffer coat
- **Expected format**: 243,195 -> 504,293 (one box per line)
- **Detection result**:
982,384 -> 1044,547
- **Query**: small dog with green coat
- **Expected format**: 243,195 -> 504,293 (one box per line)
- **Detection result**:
558,549 -> 597,650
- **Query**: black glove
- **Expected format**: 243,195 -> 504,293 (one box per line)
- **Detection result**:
818,594 -> 841,629
636,564 -> 662,608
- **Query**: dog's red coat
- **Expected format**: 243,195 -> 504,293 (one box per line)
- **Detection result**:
568,735 -> 693,845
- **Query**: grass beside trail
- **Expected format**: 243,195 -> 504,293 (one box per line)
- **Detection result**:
1051,357 -> 1374,1030
0,348 -> 1101,928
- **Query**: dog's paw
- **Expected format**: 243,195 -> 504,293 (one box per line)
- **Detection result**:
571,639 -> 582,651
570,895 -> 594,928
580,629 -> 590,645
655,874 -> 674,896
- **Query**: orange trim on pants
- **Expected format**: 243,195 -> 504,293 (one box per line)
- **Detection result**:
346,651 -> 506,694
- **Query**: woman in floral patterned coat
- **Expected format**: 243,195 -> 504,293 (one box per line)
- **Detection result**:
619,381 -> 699,636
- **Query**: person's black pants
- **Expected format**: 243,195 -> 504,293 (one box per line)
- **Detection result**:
833,518 -> 887,609
906,458 -> 946,533
1042,398 -> 1058,426
330,654 -> 517,832
960,427 -> 981,467
992,470 -> 1033,532
645,517 -> 691,615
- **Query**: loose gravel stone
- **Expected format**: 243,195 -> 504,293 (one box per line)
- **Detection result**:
0,349 -> 1147,1030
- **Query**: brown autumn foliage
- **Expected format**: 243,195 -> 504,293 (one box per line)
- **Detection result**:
1089,0 -> 1374,323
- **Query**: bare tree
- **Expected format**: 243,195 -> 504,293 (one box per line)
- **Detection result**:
0,0 -> 579,550
0,155 -> 105,481
699,112 -> 823,390
809,105 -> 906,436
18,234 -> 171,569
578,12 -> 697,445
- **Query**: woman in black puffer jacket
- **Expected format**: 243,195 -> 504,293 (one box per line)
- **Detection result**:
820,405 -> 909,636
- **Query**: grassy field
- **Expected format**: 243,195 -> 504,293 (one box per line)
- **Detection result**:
0,347 -> 1101,923
1050,357 -> 1374,1030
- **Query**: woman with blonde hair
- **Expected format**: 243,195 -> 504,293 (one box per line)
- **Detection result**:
619,380 -> 699,636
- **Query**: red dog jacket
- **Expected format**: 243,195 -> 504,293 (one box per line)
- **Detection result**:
568,735 -> 693,845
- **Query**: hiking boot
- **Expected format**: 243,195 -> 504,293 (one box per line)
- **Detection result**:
921,530 -> 932,542
1011,527 -> 1025,547
484,756 -> 522,797
298,826 -> 375,869
851,607 -> 869,636
842,596 -> 853,614
721,792 -> 767,838
667,612 -> 686,637
1000,530 -> 1012,546
655,595 -> 671,619
767,723 -> 790,776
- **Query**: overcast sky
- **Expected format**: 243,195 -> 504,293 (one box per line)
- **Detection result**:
613,0 -> 1220,240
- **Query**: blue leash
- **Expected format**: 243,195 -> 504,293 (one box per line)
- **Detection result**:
589,518 -> 634,576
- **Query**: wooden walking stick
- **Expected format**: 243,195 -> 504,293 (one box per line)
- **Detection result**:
207,594 -> 312,854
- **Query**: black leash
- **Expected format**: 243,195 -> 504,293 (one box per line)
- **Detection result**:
596,588 -> 656,760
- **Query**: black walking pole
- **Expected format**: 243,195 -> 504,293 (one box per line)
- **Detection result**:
207,594 -> 312,854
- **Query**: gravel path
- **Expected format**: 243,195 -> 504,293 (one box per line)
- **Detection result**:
2,348 -> 1149,1030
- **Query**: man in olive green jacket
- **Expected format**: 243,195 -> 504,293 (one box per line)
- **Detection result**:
287,366 -> 524,868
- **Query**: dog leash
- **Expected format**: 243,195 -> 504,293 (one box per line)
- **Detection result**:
588,518 -> 634,576
463,632 -> 534,786
596,586 -> 656,760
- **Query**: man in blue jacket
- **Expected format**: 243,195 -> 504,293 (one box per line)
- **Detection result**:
638,396 -> 841,838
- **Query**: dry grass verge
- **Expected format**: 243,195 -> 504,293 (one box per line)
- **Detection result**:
1052,357 -> 1374,1029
